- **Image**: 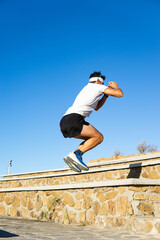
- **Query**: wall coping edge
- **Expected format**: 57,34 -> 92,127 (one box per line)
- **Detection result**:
0,178 -> 159,192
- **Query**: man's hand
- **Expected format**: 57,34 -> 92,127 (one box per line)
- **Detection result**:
108,81 -> 119,89
104,81 -> 123,98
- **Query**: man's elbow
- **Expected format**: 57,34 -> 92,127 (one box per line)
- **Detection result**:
119,91 -> 123,97
95,106 -> 99,111
117,90 -> 123,98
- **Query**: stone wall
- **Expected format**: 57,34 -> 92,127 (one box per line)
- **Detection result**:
0,152 -> 160,235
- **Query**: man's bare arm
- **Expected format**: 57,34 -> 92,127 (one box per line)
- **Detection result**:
95,81 -> 123,111
104,81 -> 123,98
95,94 -> 108,111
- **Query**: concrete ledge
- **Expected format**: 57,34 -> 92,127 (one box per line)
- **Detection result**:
89,152 -> 160,167
0,179 -> 159,192
1,152 -> 160,179
0,159 -> 159,182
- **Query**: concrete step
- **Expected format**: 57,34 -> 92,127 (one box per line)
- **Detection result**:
0,152 -> 159,190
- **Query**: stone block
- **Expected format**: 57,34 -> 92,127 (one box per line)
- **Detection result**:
5,196 -> 12,205
113,171 -> 118,176
84,189 -> 92,195
83,196 -> 93,210
149,195 -> 160,201
79,211 -> 86,224
45,191 -> 52,196
97,192 -> 106,202
63,193 -> 74,207
76,192 -> 84,200
115,217 -> 127,227
141,172 -> 149,178
29,180 -> 35,187
29,192 -> 36,199
47,196 -> 54,208
10,207 -> 17,217
76,175 -> 84,181
119,169 -> 128,176
20,194 -> 27,207
93,172 -> 100,180
22,208 -> 29,218
99,172 -> 104,180
28,199 -> 34,210
128,186 -> 148,192
13,196 -> 20,207
35,195 -> 43,211
99,203 -> 108,215
156,203 -> 160,216
93,201 -> 100,215
0,194 -> 5,202
0,205 -> 5,215
50,191 -> 58,198
149,170 -> 159,179
57,191 -> 65,199
133,219 -> 143,232
69,211 -> 77,224
48,178 -> 53,185
30,211 -> 37,219
105,172 -> 113,179
117,187 -> 125,194
74,200 -> 81,210
105,191 -> 118,200
134,194 -> 148,200
107,217 -> 127,228
108,200 -> 116,215
117,196 -> 133,216
151,186 -> 160,193
144,221 -> 153,233
35,179 -> 41,185
101,187 -> 112,193
43,197 -> 47,207
54,180 -> 60,185
11,181 -> 22,188
119,175 -> 126,179
93,188 -> 99,194
138,202 -> 154,216
145,166 -> 151,173
86,211 -> 95,224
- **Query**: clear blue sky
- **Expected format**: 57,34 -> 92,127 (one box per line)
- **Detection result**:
0,0 -> 160,175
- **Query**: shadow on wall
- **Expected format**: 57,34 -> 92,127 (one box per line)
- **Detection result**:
0,230 -> 19,238
127,163 -> 142,179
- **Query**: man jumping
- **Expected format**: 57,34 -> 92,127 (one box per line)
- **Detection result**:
60,71 -> 123,172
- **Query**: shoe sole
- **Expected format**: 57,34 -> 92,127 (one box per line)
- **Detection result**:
67,156 -> 89,171
64,156 -> 81,173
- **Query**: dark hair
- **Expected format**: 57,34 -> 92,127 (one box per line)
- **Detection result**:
89,71 -> 106,80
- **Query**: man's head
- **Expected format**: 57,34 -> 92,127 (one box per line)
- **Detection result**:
89,72 -> 106,85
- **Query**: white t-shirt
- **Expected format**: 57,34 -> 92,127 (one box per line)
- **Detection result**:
64,83 -> 108,118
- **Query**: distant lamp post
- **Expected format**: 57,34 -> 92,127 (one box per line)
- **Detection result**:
8,160 -> 12,175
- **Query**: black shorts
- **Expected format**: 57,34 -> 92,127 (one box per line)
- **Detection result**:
60,113 -> 89,138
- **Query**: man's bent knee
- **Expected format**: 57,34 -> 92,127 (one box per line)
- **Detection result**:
97,133 -> 104,144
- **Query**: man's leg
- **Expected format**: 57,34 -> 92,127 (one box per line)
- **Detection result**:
65,124 -> 103,171
74,124 -> 103,153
